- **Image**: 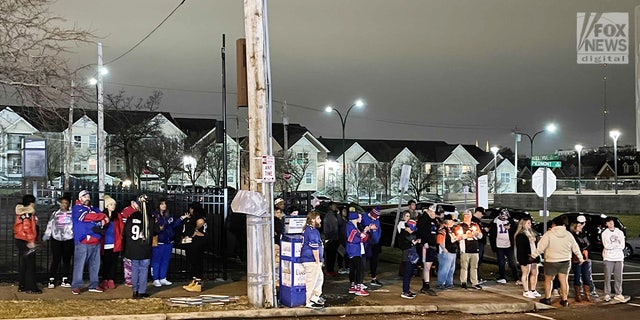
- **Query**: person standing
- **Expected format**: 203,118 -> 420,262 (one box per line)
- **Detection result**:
71,190 -> 109,294
396,210 -> 412,277
362,206 -> 382,286
417,204 -> 438,296
300,211 -> 325,309
530,216 -> 583,307
123,197 -> 159,299
601,216 -> 630,303
42,194 -> 74,289
337,205 -> 349,275
455,209 -> 483,290
407,199 -> 418,219
399,219 -> 420,299
514,216 -> 540,298
346,207 -> 369,296
114,197 -> 141,287
436,214 -> 458,290
322,201 -> 340,277
100,195 -> 118,290
569,219 -> 593,302
472,207 -> 488,283
489,209 -> 519,284
151,199 -> 186,287
14,194 -> 40,294
181,202 -> 208,292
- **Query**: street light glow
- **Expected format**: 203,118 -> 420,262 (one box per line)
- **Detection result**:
546,123 -> 557,133
99,67 -> 109,75
355,99 -> 364,107
324,106 -> 333,113
88,78 -> 98,85
609,130 -> 621,140
575,144 -> 583,153
490,146 -> 499,155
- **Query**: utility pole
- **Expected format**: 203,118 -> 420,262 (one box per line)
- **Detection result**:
65,80 -> 74,190
244,0 -> 275,308
222,34 -> 228,188
97,43 -> 105,209
282,101 -> 288,202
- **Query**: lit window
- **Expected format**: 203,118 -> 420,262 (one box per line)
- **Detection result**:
88,159 -> 96,172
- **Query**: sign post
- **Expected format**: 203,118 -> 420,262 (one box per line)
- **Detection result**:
391,165 -> 411,248
532,167 -> 557,232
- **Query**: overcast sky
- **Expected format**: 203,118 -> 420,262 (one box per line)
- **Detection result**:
48,0 -> 640,155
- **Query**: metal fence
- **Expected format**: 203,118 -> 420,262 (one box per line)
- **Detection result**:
0,183 -> 231,282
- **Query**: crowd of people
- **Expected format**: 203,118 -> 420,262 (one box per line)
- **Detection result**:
13,191 -> 208,298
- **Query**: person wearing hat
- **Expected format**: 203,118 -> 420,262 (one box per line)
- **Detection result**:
42,193 -> 74,289
417,204 -> 439,296
71,190 -> 110,294
454,209 -> 483,290
472,207 -> 488,283
489,208 -> 519,284
14,194 -> 40,294
362,206 -> 382,286
399,219 -> 420,299
114,196 -> 142,287
436,214 -> 458,290
569,216 -> 593,302
601,216 -> 630,303
345,207 -> 370,296
274,198 -> 285,212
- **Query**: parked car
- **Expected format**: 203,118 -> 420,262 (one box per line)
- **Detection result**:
533,212 -> 633,260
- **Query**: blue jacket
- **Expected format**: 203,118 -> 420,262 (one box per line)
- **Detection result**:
361,214 -> 381,245
300,225 -> 323,263
151,210 -> 184,244
346,222 -> 367,258
71,202 -> 107,245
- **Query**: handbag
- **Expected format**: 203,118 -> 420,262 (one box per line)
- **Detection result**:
407,246 -> 420,264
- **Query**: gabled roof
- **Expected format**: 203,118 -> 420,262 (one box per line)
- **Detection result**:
173,118 -> 218,144
317,138 -> 449,163
272,123 -> 309,148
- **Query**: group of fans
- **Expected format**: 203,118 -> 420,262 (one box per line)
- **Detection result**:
290,198 -> 631,309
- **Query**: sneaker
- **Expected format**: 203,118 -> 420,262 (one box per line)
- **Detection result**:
461,283 -> 467,289
71,288 -> 81,295
552,289 -> 560,297
153,280 -> 162,287
159,279 -> 172,286
496,279 -> 507,284
370,279 -> 382,286
26,289 -> 42,294
515,280 -> 523,286
138,293 -> 150,298
100,280 -> 109,290
311,296 -> 326,305
478,279 -> 486,285
61,277 -> 71,288
338,268 -> 349,275
613,294 -> 630,303
531,290 -> 542,298
125,281 -> 133,287
88,287 -> 104,293
444,284 -> 454,290
603,295 -> 611,302
560,299 -> 569,307
473,284 -> 483,290
401,291 -> 416,299
107,280 -> 116,289
435,284 -> 447,290
348,285 -> 357,294
591,290 -> 599,298
523,291 -> 536,298
539,298 -> 552,305
47,278 -> 55,289
305,302 -> 324,310
355,285 -> 370,296
359,283 -> 368,290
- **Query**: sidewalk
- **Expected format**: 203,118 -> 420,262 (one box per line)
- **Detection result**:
0,258 -> 558,320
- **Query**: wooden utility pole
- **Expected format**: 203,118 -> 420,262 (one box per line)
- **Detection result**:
244,0 -> 275,308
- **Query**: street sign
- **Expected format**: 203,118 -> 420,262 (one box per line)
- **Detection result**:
531,154 -> 559,161
261,155 -> 275,183
532,168 -> 556,198
531,160 -> 562,168
399,165 -> 411,192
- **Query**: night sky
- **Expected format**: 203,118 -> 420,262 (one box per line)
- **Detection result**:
44,0 -> 640,155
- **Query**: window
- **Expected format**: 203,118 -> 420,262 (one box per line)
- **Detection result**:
305,171 -> 312,184
461,165 -> 473,174
8,135 -> 24,150
634,162 -> 639,173
74,161 -> 81,171
445,165 -> 460,177
115,159 -> 124,171
89,135 -> 97,149
424,164 -> 432,173
73,136 -> 82,148
88,159 -> 96,172
296,152 -> 309,165
500,172 -> 511,183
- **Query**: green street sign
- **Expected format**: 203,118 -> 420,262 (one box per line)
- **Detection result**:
531,154 -> 558,161
531,160 -> 562,168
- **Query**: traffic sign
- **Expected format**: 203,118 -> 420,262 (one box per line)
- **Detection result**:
532,168 -> 556,198
531,154 -> 558,161
531,160 -> 562,168
261,155 -> 275,183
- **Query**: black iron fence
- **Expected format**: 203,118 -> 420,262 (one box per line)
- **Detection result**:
0,183 -> 231,282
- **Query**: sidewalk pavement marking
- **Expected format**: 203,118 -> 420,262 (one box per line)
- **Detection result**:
525,313 -> 555,320
591,272 -> 640,276
592,279 -> 640,283
628,303 -> 640,307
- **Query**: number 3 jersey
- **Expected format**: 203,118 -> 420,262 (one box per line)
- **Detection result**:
123,211 -> 159,260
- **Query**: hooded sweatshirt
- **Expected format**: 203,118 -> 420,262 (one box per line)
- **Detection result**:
531,225 -> 583,263
601,227 -> 626,262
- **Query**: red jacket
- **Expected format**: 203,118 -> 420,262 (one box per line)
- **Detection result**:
14,204 -> 37,243
113,205 -> 136,252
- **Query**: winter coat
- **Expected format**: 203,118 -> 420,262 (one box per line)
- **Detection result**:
43,209 -> 74,241
14,204 -> 37,243
531,225 -> 583,263
71,201 -> 107,245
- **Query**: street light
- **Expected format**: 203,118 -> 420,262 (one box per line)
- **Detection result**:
325,99 -> 365,201
514,123 -> 557,172
490,146 -> 499,193
575,144 -> 583,194
609,130 -> 620,194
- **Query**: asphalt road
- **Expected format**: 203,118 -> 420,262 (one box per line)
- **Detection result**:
591,256 -> 640,298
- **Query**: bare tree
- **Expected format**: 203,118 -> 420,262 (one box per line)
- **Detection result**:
357,163 -> 378,205
275,151 -> 312,192
393,156 -> 437,201
205,143 -> 234,187
183,132 -> 211,187
44,133 -> 63,182
146,136 -> 184,190
0,0 -> 94,117
376,161 -> 394,200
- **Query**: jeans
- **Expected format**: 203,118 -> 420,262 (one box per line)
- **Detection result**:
72,243 -> 101,289
403,260 -> 416,293
16,240 -> 38,291
151,243 -> 173,280
437,252 -> 456,287
572,259 -> 593,287
131,259 -> 151,294
496,247 -> 518,280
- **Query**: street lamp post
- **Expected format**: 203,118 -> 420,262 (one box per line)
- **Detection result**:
609,130 -> 620,194
575,144 -> 583,194
325,99 -> 364,201
490,146 -> 499,194
514,123 -> 557,172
